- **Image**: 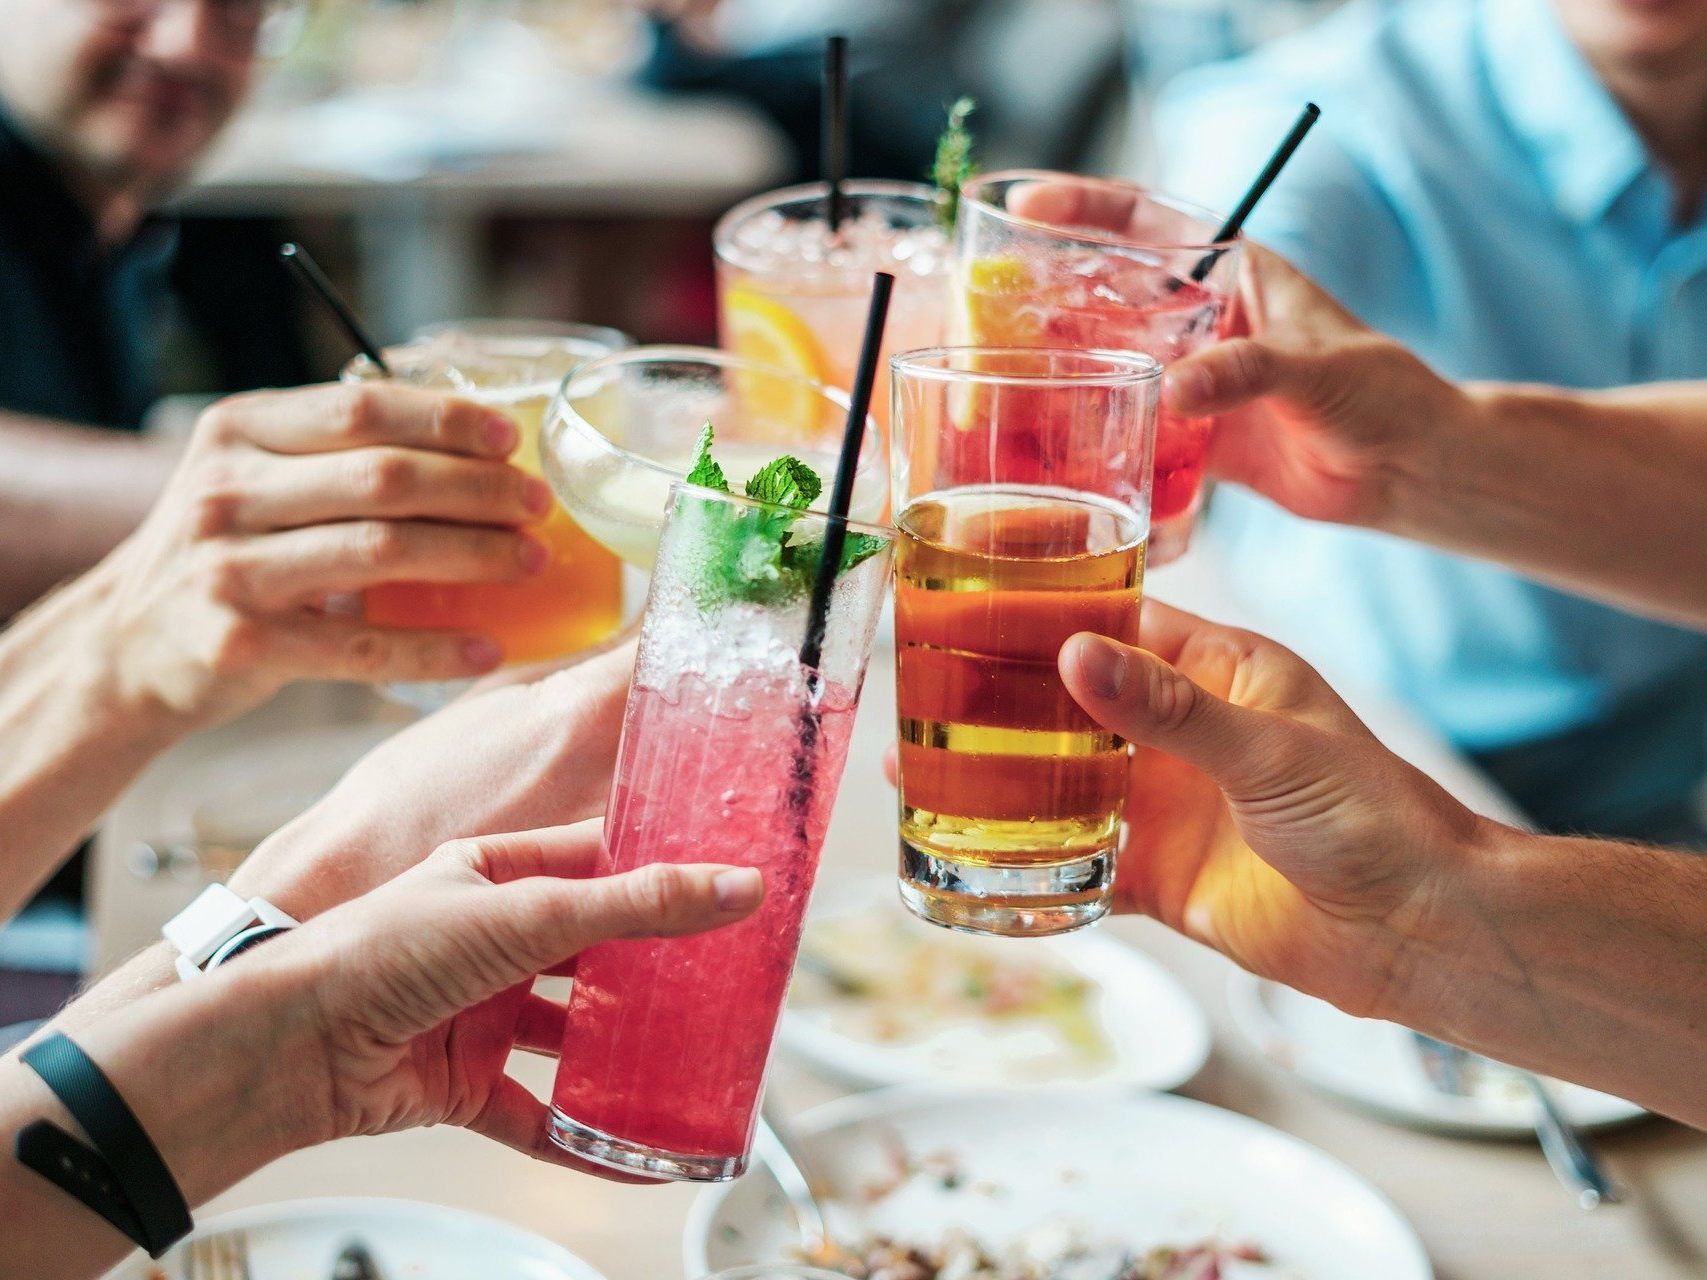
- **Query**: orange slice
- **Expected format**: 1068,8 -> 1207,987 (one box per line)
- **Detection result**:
721,285 -> 829,440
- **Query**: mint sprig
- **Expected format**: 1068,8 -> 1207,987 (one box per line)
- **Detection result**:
931,96 -> 978,231
676,425 -> 885,605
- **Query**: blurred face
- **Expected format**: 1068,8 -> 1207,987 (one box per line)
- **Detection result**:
1553,0 -> 1707,72
0,0 -> 259,199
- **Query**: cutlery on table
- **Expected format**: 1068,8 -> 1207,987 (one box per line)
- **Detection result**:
1410,1030 -> 1622,1208
756,1092 -> 833,1257
185,1231 -> 251,1280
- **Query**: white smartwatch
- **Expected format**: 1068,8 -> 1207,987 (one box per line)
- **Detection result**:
162,884 -> 299,981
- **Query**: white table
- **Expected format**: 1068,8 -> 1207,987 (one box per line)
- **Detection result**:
89,553 -> 1707,1279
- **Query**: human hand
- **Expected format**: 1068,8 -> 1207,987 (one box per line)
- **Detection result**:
1165,243 -> 1472,526
87,383 -> 551,728
230,638 -> 635,920
1058,600 -> 1490,1021
231,823 -> 760,1173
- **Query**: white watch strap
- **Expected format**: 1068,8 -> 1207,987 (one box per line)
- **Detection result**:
163,884 -> 298,981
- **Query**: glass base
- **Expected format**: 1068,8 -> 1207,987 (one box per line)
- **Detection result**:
898,841 -> 1112,937
547,1107 -> 745,1183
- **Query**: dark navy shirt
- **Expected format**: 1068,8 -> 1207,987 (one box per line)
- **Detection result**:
0,104 -> 176,431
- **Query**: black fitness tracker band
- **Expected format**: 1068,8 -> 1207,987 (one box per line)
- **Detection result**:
14,1032 -> 193,1257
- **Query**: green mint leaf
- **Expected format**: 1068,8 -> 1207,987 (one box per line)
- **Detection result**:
932,96 -> 978,232
684,421 -> 730,493
745,455 -> 822,510
837,531 -> 889,572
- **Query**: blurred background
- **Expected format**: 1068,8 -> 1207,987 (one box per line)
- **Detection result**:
153,0 -> 1356,408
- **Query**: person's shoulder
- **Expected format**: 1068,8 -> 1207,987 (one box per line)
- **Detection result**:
1159,0 -> 1483,146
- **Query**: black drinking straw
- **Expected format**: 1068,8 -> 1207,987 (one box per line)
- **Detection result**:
822,35 -> 849,234
798,270 -> 893,678
788,271 -> 892,820
1186,102 -> 1321,284
278,242 -> 392,375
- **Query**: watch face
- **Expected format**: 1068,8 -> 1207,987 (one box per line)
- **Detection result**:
210,925 -> 293,969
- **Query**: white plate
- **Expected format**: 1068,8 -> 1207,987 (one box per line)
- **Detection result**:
780,884 -> 1210,1094
104,1196 -> 607,1280
686,1087 -> 1432,1279
1227,972 -> 1647,1137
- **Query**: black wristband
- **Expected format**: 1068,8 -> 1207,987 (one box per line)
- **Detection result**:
15,1032 -> 193,1258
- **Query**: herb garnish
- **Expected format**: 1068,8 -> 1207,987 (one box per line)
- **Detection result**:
931,96 -> 978,231
678,423 -> 885,604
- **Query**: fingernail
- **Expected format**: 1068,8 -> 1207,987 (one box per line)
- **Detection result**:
484,413 -> 518,454
462,637 -> 503,670
517,537 -> 550,574
713,867 -> 763,911
524,476 -> 553,516
1164,363 -> 1211,412
1074,634 -> 1128,700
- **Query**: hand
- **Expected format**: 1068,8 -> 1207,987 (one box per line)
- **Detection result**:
1164,244 -> 1472,526
230,638 -> 635,920
87,383 -> 552,728
1057,600 -> 1490,1021
238,824 -> 761,1173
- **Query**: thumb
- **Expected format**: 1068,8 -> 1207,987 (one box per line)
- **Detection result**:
1163,338 -> 1330,418
1059,632 -> 1295,789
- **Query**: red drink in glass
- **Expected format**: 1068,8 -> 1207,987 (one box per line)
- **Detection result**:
955,173 -> 1239,563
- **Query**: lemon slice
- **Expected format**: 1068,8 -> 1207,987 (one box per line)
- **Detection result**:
958,254 -> 1043,345
722,285 -> 830,440
950,255 -> 1043,430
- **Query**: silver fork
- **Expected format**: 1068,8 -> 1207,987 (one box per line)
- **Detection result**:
184,1230 -> 252,1280
1410,1031 -> 1621,1208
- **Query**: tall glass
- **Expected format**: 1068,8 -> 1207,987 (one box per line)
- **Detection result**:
344,321 -> 630,709
890,347 -> 1161,937
954,172 -> 1239,564
543,346 -> 887,569
715,180 -> 951,454
548,482 -> 894,1181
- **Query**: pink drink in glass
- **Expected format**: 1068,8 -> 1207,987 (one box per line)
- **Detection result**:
956,173 -> 1239,564
548,482 -> 892,1181
715,181 -> 951,462
550,672 -> 856,1169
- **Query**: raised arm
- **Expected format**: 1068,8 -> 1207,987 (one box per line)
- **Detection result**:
1059,603 -> 1707,1128
1169,245 -> 1707,629
0,383 -> 550,917
0,412 -> 180,614
0,824 -> 762,1280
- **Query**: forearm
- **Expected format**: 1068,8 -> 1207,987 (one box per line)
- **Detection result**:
1395,821 -> 1707,1127
1385,382 -> 1707,628
0,414 -> 179,615
0,565 -> 188,919
0,963 -> 318,1280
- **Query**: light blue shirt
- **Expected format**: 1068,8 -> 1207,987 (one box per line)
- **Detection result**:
1155,0 -> 1707,821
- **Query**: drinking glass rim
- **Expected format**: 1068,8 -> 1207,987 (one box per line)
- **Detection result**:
960,169 -> 1238,252
550,344 -> 886,511
416,318 -> 635,351
891,345 -> 1164,388
345,320 -> 633,393
714,178 -> 947,264
666,478 -> 895,540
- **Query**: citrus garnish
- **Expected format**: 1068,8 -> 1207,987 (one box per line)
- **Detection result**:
951,255 -> 1043,429
722,285 -> 830,438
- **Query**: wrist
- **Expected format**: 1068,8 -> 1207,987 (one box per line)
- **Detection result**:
1378,814 -> 1542,1046
67,955 -> 329,1204
1371,374 -> 1494,539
